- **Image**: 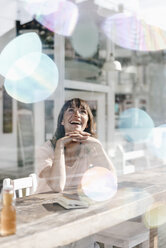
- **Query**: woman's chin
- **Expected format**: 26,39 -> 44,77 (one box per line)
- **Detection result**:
69,124 -> 82,131
66,124 -> 84,133
74,126 -> 82,131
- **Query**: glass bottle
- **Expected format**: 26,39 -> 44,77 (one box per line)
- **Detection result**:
0,185 -> 16,236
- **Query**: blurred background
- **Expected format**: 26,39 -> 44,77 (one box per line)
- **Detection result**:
0,0 -> 166,185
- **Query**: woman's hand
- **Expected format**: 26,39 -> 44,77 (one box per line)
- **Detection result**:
66,131 -> 101,146
56,135 -> 74,148
66,131 -> 90,141
55,131 -> 88,147
56,131 -> 100,149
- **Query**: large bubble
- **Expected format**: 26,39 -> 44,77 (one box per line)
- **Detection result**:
81,167 -> 117,202
144,202 -> 166,228
36,0 -> 78,36
0,32 -> 42,80
147,124 -> 166,161
4,53 -> 58,103
102,12 -> 166,51
6,52 -> 42,81
118,108 -> 154,142
71,20 -> 99,58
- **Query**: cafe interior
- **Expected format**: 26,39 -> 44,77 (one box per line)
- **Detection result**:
0,0 -> 166,247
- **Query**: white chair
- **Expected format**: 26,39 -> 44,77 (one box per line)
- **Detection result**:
95,221 -> 149,248
3,173 -> 37,199
115,145 -> 150,175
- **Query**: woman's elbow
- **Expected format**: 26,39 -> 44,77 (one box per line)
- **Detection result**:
47,179 -> 65,193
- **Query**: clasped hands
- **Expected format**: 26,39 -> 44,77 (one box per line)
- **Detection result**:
57,131 -> 101,147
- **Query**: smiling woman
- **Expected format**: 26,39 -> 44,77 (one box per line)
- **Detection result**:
35,99 -> 116,248
36,98 -> 116,194
62,106 -> 89,133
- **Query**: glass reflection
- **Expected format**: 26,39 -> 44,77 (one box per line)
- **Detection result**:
118,108 -> 154,142
4,53 -> 59,103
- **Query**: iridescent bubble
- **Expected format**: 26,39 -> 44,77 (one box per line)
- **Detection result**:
6,52 -> 41,81
0,32 -> 42,80
102,12 -> 166,51
118,108 -> 154,142
4,53 -> 59,103
71,20 -> 99,58
147,124 -> 166,160
23,0 -> 63,16
144,202 -> 166,228
36,1 -> 78,36
81,167 -> 117,202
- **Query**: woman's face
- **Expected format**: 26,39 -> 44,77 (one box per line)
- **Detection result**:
61,106 -> 89,133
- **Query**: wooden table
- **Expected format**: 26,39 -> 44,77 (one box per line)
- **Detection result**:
1,167 -> 166,248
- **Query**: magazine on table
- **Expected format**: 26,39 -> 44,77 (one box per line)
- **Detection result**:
54,193 -> 89,209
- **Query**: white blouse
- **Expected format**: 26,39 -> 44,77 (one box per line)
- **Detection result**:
35,140 -> 96,193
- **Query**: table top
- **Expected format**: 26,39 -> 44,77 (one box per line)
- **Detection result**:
1,166 -> 166,248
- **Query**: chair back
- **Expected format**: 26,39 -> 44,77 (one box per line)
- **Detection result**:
3,173 -> 37,199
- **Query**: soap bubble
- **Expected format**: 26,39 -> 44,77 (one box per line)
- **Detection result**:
4,53 -> 58,103
36,0 -> 78,36
71,20 -> 99,58
147,124 -> 166,160
0,32 -> 42,80
81,167 -> 117,202
118,108 -> 154,142
6,52 -> 42,81
144,202 -> 166,228
102,12 -> 166,51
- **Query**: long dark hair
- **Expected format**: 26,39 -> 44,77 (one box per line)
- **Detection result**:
51,98 -> 96,148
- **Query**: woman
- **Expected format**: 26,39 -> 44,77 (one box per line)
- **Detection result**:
36,98 -> 116,248
36,98 -> 115,194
